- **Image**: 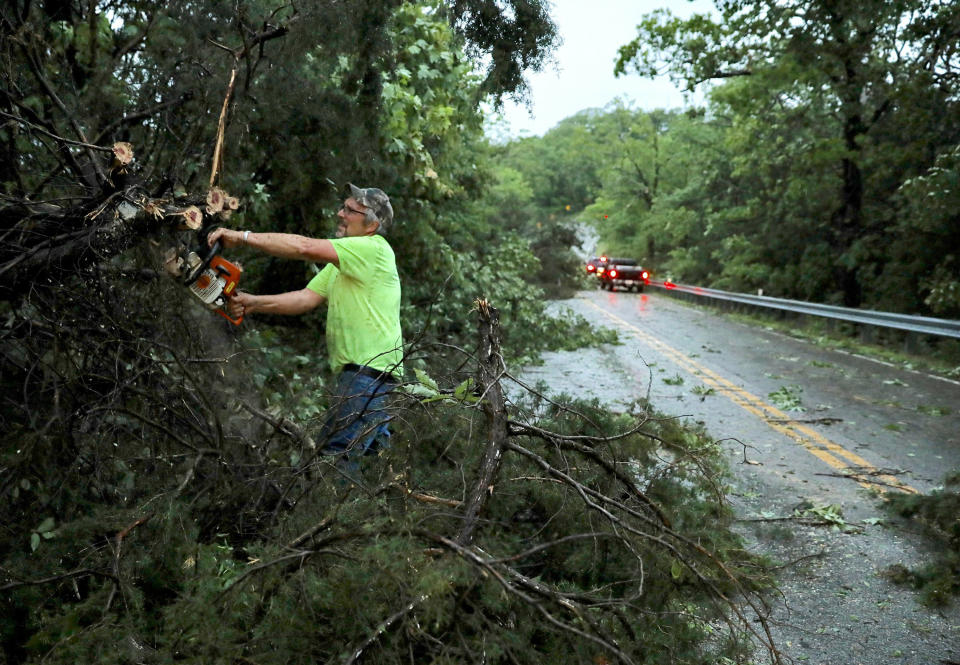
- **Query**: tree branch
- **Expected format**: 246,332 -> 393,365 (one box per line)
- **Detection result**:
458,299 -> 509,545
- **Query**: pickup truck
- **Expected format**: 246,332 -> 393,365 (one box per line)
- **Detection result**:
597,260 -> 650,292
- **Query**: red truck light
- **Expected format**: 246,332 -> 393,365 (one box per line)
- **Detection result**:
586,265 -> 596,272
609,269 -> 618,278
641,270 -> 649,279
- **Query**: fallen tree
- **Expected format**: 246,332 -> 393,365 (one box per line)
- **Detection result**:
2,298 -> 783,664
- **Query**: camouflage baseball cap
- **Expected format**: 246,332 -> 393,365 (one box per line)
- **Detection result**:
347,183 -> 394,232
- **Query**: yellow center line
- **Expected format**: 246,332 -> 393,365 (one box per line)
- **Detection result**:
583,299 -> 917,494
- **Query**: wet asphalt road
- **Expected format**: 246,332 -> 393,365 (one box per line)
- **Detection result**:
516,288 -> 960,665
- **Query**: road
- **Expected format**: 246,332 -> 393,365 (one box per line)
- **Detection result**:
517,289 -> 960,665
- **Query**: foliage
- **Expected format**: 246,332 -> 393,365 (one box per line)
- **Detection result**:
896,144 -> 960,318
485,122 -> 611,296
883,471 -> 960,606
504,1 -> 960,313
536,306 -> 619,353
440,0 -> 558,101
601,0 -> 960,310
497,111 -> 610,213
767,385 -> 805,412
0,0 -> 585,378
1,354 -> 778,663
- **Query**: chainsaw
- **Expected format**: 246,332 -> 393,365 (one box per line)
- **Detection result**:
168,228 -> 244,325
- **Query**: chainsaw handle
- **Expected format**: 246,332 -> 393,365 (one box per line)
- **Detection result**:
216,307 -> 243,326
217,288 -> 245,326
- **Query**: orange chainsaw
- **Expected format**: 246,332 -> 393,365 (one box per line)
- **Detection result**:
179,235 -> 244,325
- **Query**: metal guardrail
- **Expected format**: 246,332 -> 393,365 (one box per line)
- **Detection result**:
648,280 -> 960,340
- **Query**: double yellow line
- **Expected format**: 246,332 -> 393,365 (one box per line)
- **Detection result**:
583,300 -> 917,494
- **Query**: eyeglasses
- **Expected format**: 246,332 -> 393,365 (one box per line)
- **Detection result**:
340,203 -> 368,217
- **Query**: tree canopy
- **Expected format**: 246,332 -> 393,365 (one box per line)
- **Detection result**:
608,0 -> 960,310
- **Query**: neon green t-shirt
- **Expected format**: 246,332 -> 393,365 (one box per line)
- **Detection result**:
306,235 -> 403,379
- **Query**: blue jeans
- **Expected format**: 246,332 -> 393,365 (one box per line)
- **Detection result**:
319,368 -> 396,461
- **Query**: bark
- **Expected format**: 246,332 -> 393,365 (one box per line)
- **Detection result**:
832,151 -> 864,308
457,298 -> 509,545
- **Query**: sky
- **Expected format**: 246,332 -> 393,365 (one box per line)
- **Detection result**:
494,0 -> 717,138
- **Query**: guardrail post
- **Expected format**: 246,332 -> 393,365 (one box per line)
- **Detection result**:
903,332 -> 921,355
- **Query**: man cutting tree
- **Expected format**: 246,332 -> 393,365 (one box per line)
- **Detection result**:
207,184 -> 404,464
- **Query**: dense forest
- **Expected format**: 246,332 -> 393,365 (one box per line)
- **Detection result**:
495,0 -> 960,317
1,0 -> 958,663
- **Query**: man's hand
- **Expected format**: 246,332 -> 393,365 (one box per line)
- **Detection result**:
228,291 -> 252,318
207,227 -> 244,249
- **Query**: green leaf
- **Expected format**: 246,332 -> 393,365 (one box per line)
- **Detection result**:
768,385 -> 806,412
399,383 -> 440,399
452,378 -> 479,403
414,368 -> 439,393
670,559 -> 683,579
36,517 -> 55,533
30,533 -> 40,552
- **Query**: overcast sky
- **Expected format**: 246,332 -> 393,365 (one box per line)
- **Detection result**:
494,0 -> 717,138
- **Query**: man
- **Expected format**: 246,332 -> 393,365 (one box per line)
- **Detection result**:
207,184 -> 403,463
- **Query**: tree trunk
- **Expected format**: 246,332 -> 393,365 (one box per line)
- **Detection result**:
832,116 -> 865,308
457,298 -> 509,546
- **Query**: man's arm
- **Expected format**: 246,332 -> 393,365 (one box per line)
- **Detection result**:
208,228 -> 340,267
232,288 -> 326,317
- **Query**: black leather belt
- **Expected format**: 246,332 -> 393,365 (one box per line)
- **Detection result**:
341,363 -> 399,384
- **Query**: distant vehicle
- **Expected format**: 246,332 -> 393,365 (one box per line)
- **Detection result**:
587,255 -> 638,279
598,261 -> 650,292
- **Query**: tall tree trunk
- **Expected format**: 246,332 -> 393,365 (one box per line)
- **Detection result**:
832,112 -> 866,308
